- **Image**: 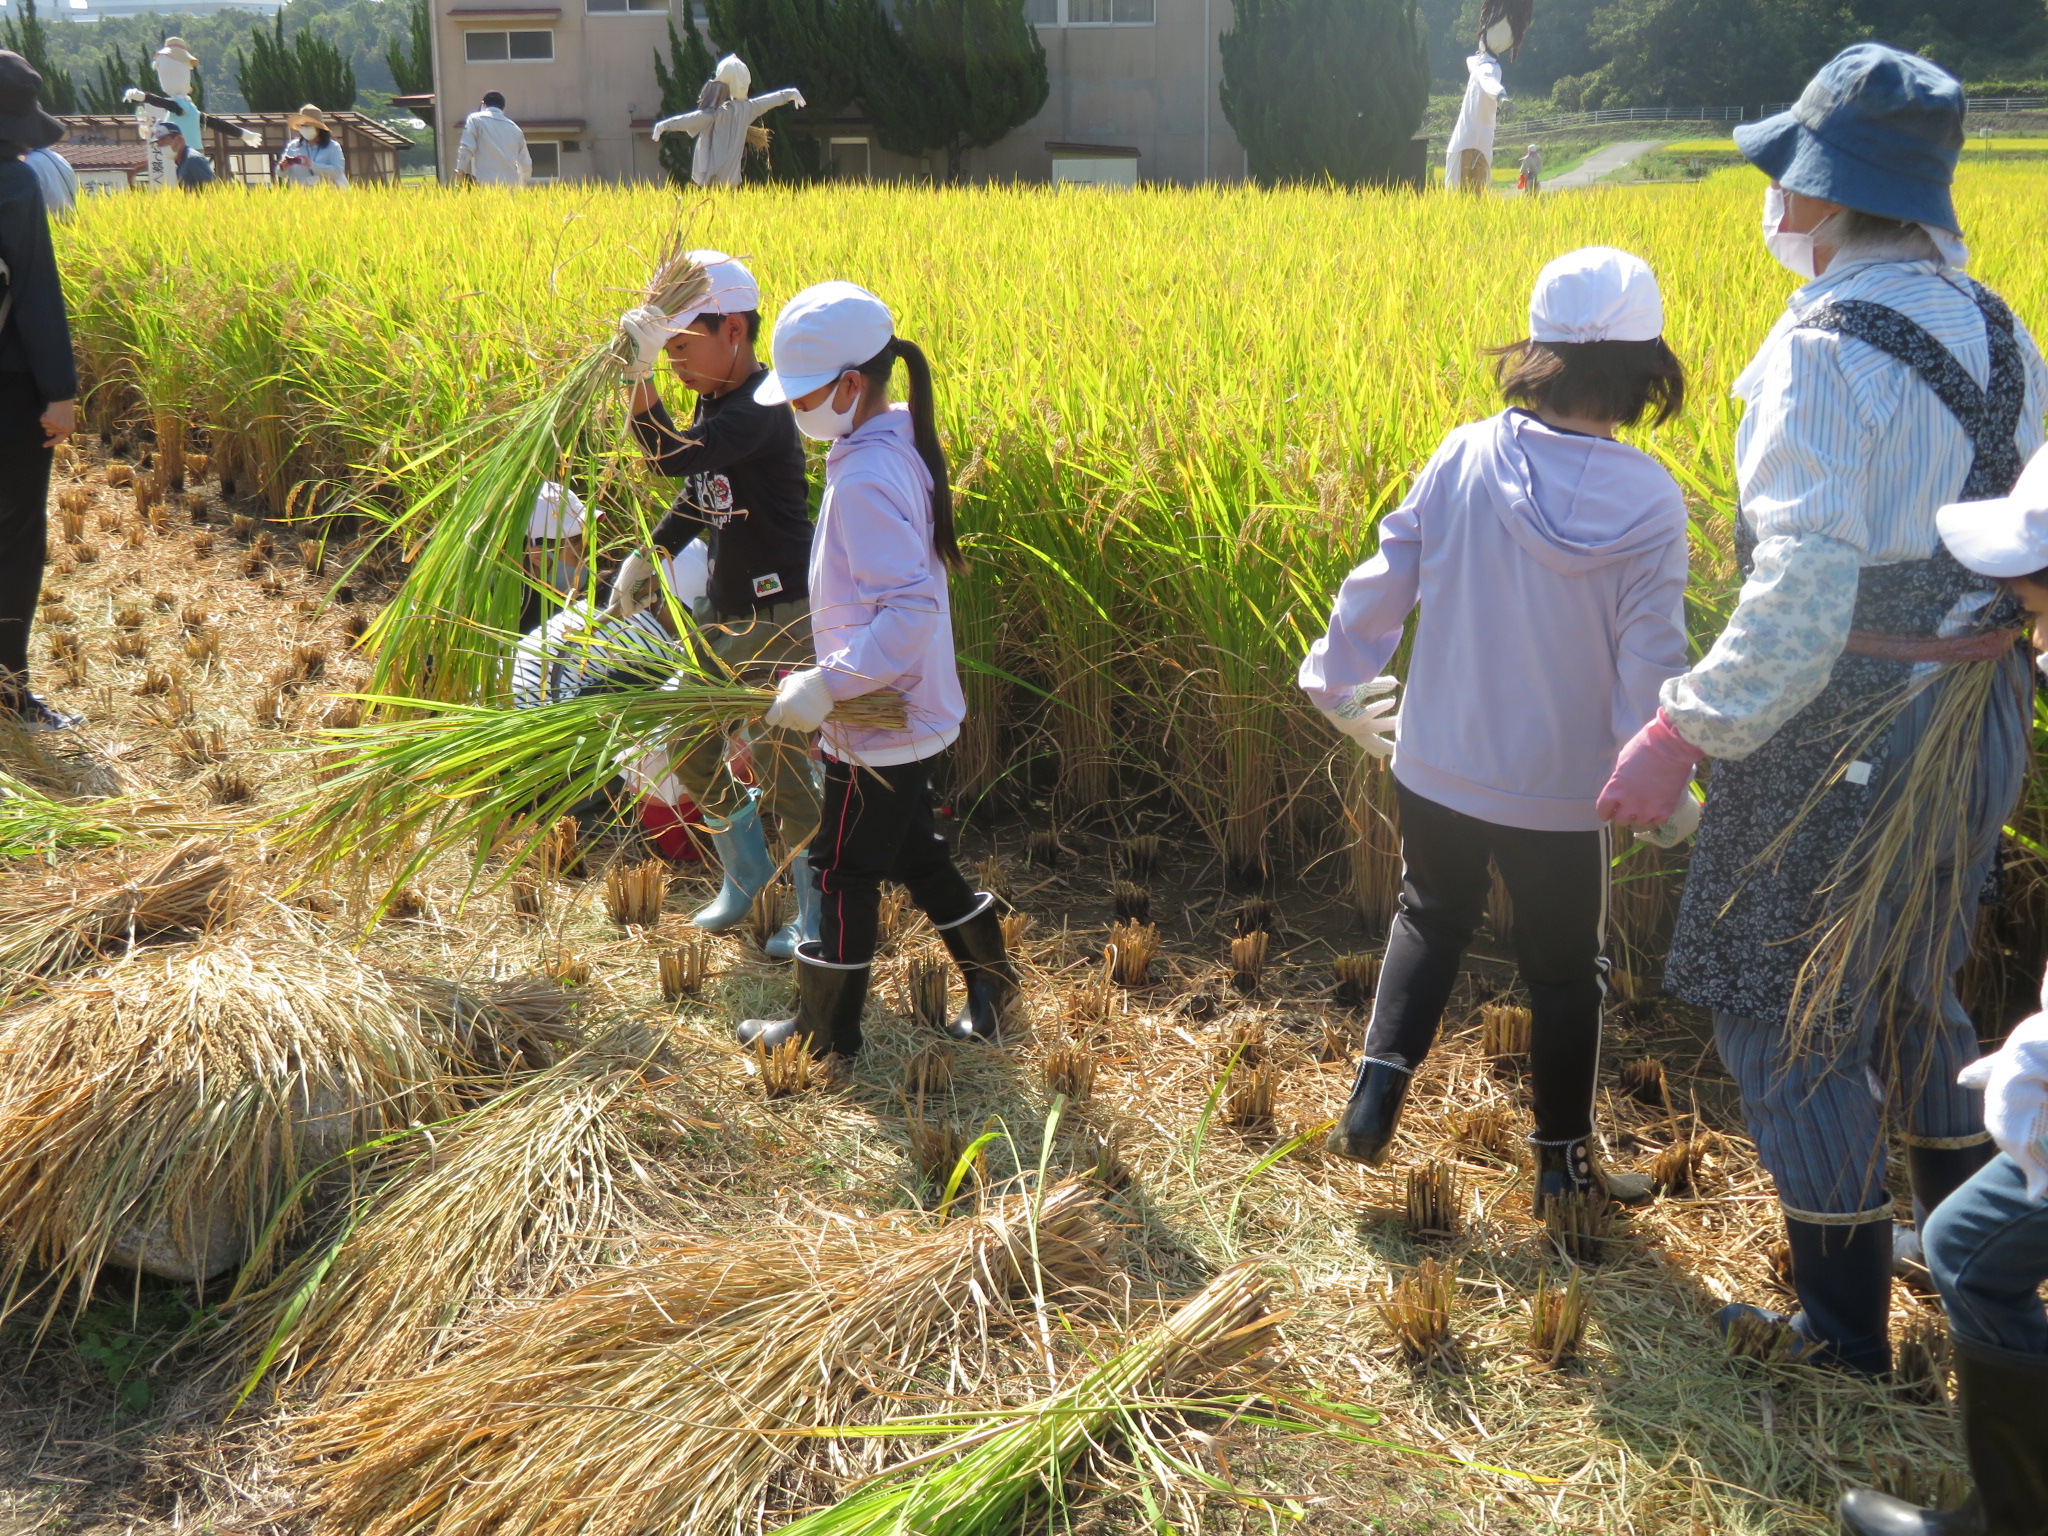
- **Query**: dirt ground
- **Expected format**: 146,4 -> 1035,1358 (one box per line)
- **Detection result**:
0,440 -> 1990,1535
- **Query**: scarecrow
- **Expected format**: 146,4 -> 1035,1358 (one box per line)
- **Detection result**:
650,54 -> 804,189
1598,44 -> 2048,1375
120,38 -> 259,191
1445,4 -> 1533,194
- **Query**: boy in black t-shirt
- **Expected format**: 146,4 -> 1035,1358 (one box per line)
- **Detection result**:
616,252 -> 819,958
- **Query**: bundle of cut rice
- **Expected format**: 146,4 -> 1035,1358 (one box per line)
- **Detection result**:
287,1180 -> 1111,1536
0,940 -> 454,1302
0,838 -> 233,1002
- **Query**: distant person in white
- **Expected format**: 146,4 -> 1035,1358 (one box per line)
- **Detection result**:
651,54 -> 803,188
277,103 -> 347,187
24,145 -> 75,217
455,91 -> 531,186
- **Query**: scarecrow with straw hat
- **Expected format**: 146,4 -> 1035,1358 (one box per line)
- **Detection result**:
650,55 -> 804,189
277,104 -> 348,188
1599,43 -> 2048,1377
120,37 -> 260,191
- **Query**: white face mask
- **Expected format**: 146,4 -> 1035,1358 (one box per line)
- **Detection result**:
2036,648 -> 2048,684
792,380 -> 858,442
1762,186 -> 1820,281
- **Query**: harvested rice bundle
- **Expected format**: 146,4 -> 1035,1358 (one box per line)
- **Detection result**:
772,1263 -> 1278,1536
233,1038 -> 670,1398
0,838 -> 232,1000
0,769 -> 130,861
0,942 -> 455,1303
393,971 -> 588,1078
290,1180 -> 1112,1536
269,683 -> 906,903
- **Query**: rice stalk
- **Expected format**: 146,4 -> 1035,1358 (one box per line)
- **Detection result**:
1545,1194 -> 1625,1265
760,1034 -> 818,1099
1620,1055 -> 1670,1110
230,1038 -> 666,1399
906,957 -> 950,1031
1403,1162 -> 1459,1240
1380,1257 -> 1458,1370
767,1263 -> 1279,1536
1106,920 -> 1159,988
1227,930 -> 1268,992
1527,1270 -> 1587,1365
288,1180 -> 1111,1536
1120,835 -> 1160,878
1110,882 -> 1150,923
1223,1063 -> 1278,1131
603,859 -> 669,929
0,939 -> 455,1314
1040,1043 -> 1097,1104
1450,1105 -> 1519,1164
1332,951 -> 1379,1008
902,1044 -> 954,1100
0,838 -> 232,998
1479,1003 -> 1531,1070
658,940 -> 708,1001
0,770 -> 131,862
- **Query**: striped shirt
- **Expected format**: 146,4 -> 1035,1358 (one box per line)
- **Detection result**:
1662,256 -> 2048,759
510,604 -> 683,709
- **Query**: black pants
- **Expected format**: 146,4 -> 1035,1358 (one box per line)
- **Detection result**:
814,756 -> 977,966
0,374 -> 52,709
1363,782 -> 1610,1143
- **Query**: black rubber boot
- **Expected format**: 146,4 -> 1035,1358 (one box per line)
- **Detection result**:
1839,1338 -> 2048,1536
1530,1135 -> 1655,1218
1324,1059 -> 1412,1165
934,894 -> 1017,1043
1896,1141 -> 1997,1287
735,945 -> 869,1059
1714,1216 -> 1893,1375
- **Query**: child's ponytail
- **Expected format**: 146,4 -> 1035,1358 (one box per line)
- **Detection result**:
858,336 -> 963,571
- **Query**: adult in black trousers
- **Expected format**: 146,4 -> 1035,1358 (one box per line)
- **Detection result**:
0,52 -> 79,731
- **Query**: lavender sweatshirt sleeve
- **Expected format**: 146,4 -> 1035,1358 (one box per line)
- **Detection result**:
1611,529 -> 1691,746
1297,456 -> 1437,712
813,468 -> 942,702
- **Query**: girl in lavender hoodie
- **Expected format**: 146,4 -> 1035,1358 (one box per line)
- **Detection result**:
1301,247 -> 1691,1216
737,282 -> 1018,1061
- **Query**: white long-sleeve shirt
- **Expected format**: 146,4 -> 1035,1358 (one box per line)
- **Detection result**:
278,135 -> 347,188
653,88 -> 800,188
1445,52 -> 1503,184
25,148 -> 76,218
809,406 -> 965,768
455,107 -> 532,186
1661,257 -> 2048,759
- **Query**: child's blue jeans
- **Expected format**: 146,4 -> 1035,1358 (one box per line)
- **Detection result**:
1925,1152 -> 2048,1358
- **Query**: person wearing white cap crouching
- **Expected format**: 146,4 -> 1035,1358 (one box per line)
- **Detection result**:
735,281 -> 1017,1062
1304,246 -> 1690,1217
1835,445 -> 2048,1535
614,252 -> 822,959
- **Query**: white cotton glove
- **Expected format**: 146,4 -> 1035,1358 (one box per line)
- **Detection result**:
1634,785 -> 1703,849
240,129 -> 263,148
650,113 -> 687,141
1323,676 -> 1399,760
791,90 -> 808,109
1958,1011 -> 2048,1201
618,304 -> 671,383
763,667 -> 833,733
122,87 -> 146,104
607,550 -> 662,618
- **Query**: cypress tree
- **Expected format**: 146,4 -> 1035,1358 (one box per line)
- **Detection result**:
862,0 -> 1048,180
0,0 -> 78,114
387,0 -> 434,121
700,0 -> 886,182
235,11 -> 356,113
78,46 -> 145,114
1220,0 -> 1430,186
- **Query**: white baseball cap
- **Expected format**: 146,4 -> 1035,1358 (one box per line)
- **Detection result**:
657,250 -> 762,335
526,481 -> 587,541
754,281 -> 894,406
1936,444 -> 2048,579
1528,246 -> 1664,344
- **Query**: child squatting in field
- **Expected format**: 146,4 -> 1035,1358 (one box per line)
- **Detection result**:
735,282 -> 1022,1060
1301,245 -> 1691,1218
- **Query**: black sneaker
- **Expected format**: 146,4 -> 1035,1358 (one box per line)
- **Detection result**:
8,695 -> 82,733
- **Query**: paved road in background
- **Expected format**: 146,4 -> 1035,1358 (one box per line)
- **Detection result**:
1542,140 -> 1667,191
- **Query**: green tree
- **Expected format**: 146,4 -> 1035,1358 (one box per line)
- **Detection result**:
235,9 -> 358,112
76,46 -> 143,114
1220,0 -> 1430,185
1579,0 -> 1862,110
0,0 -> 78,114
386,0 -> 432,93
701,0 -> 888,181
862,0 -> 1048,180
650,9 -> 718,188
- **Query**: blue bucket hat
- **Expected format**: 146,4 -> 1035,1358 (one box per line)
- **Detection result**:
1733,42 -> 1964,233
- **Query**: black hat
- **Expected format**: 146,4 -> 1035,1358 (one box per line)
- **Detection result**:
0,51 -> 66,151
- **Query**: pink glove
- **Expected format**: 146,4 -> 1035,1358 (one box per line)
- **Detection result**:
1597,709 -> 1704,826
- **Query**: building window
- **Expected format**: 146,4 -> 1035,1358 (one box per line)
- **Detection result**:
1052,155 -> 1138,186
529,140 -> 562,179
586,0 -> 666,12
464,29 -> 555,62
828,136 -> 871,180
1043,0 -> 1153,22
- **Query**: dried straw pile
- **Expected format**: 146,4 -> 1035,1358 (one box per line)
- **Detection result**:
0,837 -> 232,1000
0,939 -> 455,1300
231,1036 -> 671,1399
288,1180 -> 1112,1536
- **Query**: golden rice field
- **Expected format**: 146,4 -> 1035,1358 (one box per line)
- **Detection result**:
5,165 -> 2046,1534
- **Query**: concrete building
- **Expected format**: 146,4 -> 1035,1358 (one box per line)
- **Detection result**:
426,0 -> 1245,186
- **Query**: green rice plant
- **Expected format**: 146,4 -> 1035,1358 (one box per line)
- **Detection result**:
0,770 -> 129,861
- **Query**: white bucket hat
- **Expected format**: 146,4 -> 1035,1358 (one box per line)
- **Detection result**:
754,281 -> 893,406
1528,246 -> 1664,344
1937,444 -> 2048,579
653,250 -> 761,335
